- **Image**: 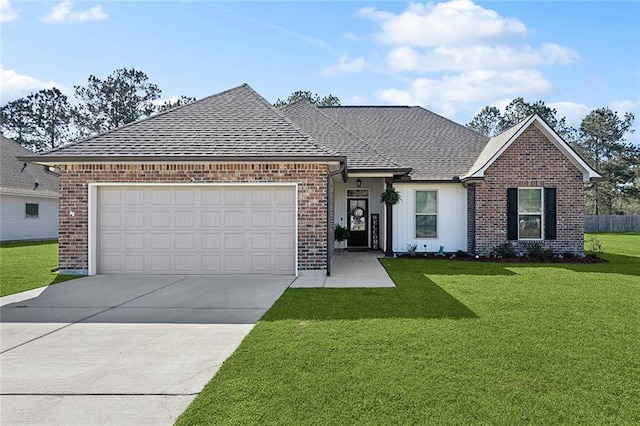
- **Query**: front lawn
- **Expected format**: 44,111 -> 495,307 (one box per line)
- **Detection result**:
177,234 -> 640,425
0,240 -> 80,297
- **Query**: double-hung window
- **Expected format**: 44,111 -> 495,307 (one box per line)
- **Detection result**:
518,188 -> 542,239
507,187 -> 556,241
415,190 -> 437,238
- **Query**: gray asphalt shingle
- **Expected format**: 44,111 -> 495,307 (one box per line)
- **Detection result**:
1,135 -> 59,197
279,100 -> 403,171
33,84 -> 339,160
320,106 -> 490,180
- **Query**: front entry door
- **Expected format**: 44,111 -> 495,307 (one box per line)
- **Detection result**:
347,198 -> 368,248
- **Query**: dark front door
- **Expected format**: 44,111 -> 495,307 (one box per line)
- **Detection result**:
347,198 -> 368,248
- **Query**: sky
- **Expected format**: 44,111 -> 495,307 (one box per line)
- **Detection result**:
1,0 -> 639,142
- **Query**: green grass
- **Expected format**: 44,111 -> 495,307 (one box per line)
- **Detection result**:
0,240 -> 81,297
177,234 -> 640,425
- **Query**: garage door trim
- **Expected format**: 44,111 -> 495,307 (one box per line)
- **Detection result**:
87,182 -> 298,276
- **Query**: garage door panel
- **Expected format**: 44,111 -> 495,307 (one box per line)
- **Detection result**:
100,233 -> 121,250
175,211 -> 195,227
275,210 -> 294,227
201,233 -> 221,249
224,211 -> 245,227
125,233 -> 145,249
126,211 -> 145,227
98,186 -> 296,274
201,255 -> 221,272
201,190 -> 221,205
151,211 -> 171,227
223,232 -> 245,250
201,211 -> 221,227
125,255 -> 145,272
124,190 -> 144,205
151,233 -> 171,249
175,255 -> 194,272
251,210 -> 271,227
175,233 -> 195,249
151,255 -> 172,272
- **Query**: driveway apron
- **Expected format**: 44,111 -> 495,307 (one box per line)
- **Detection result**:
0,274 -> 293,425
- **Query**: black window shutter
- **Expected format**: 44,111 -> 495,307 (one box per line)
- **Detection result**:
544,188 -> 557,240
507,188 -> 518,240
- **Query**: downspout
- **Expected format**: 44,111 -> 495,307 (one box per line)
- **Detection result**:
326,161 -> 347,276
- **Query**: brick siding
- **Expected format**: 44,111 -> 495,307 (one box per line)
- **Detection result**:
472,125 -> 585,254
58,162 -> 329,274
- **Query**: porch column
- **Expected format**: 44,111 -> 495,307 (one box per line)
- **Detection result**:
384,179 -> 394,257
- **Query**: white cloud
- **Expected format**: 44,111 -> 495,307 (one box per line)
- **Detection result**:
41,1 -> 108,24
548,101 -> 592,128
359,0 -> 528,47
388,43 -> 579,73
0,68 -> 71,103
609,100 -> 639,116
0,0 -> 18,22
377,69 -> 553,116
345,0 -> 584,121
322,55 -> 368,76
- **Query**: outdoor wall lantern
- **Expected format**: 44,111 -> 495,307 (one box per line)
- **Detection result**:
356,178 -> 362,187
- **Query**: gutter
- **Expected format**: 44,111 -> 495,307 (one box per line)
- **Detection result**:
326,161 -> 347,276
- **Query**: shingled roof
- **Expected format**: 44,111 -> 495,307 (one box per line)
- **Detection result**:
319,106 -> 490,181
279,100 -> 407,173
24,84 -> 342,163
1,135 -> 58,197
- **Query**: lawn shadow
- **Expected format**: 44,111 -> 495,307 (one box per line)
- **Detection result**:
262,275 -> 478,322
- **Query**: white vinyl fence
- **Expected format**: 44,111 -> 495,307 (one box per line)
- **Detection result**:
585,215 -> 640,232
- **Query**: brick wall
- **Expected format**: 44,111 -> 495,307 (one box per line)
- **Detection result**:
58,162 -> 329,274
473,125 -> 585,254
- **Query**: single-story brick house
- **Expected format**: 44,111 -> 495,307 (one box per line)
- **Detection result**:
1,135 -> 59,242
19,84 -> 601,276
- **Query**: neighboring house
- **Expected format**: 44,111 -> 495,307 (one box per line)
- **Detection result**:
19,84 -> 601,276
1,135 -> 59,242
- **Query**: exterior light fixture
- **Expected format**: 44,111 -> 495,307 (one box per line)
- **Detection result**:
356,178 -> 362,187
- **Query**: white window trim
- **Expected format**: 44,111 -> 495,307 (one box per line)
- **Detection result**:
517,187 -> 544,241
414,189 -> 438,239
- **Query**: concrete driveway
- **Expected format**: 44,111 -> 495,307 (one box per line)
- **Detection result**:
0,274 -> 294,425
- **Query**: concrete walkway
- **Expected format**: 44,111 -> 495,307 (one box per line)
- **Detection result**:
291,250 -> 396,288
0,275 -> 294,425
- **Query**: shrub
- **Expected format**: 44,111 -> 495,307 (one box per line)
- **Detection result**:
586,235 -> 604,253
407,243 -> 418,256
493,242 -> 516,258
524,242 -> 554,259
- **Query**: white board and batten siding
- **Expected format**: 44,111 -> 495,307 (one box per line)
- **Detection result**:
392,183 -> 467,253
0,194 -> 58,242
90,184 -> 297,275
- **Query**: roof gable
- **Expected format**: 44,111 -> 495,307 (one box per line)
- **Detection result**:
24,84 -> 341,163
462,114 -> 602,182
0,135 -> 59,197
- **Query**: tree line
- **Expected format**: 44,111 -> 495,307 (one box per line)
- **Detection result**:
0,68 -> 195,152
467,98 -> 639,215
2,71 -> 636,214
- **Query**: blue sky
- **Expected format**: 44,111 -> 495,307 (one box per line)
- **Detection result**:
2,0 -> 639,141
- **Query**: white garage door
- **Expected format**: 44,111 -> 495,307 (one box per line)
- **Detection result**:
97,185 -> 296,275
